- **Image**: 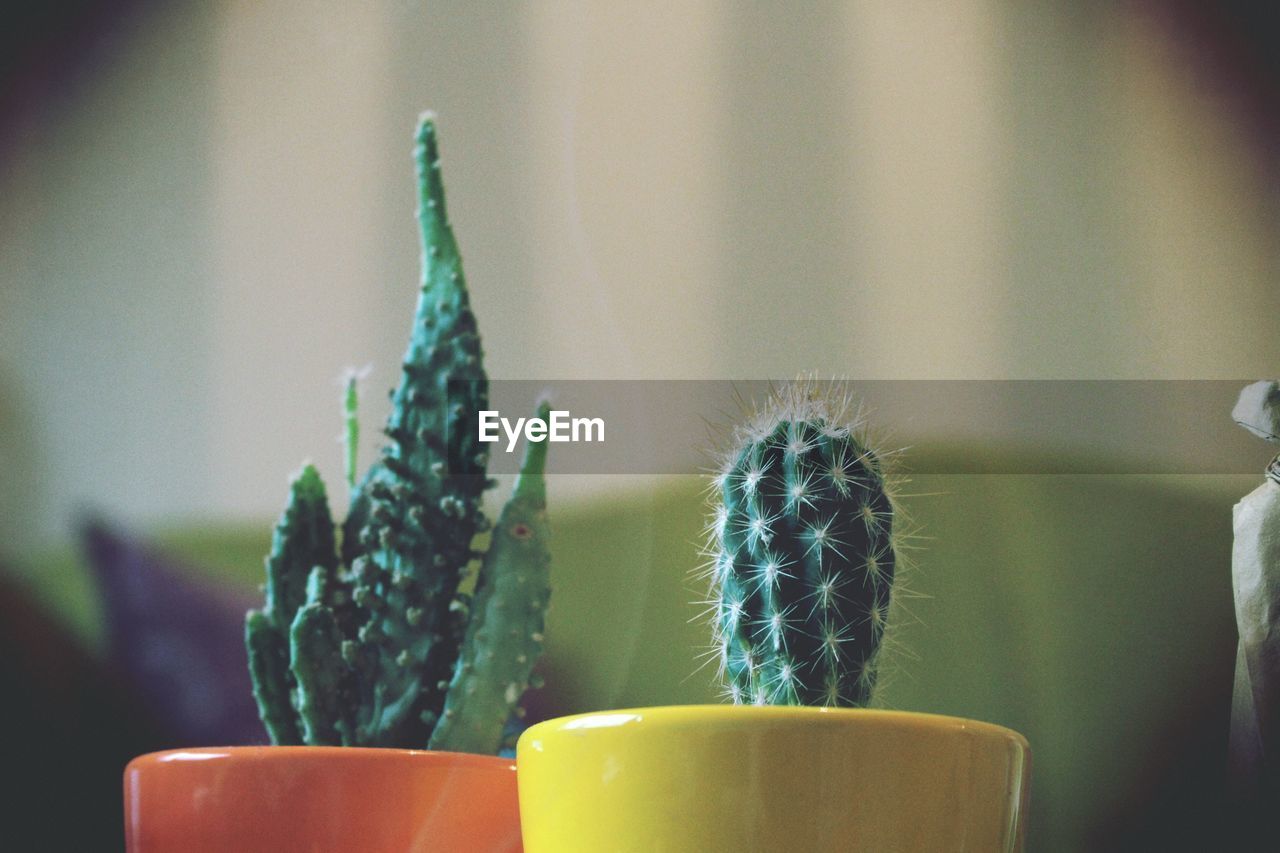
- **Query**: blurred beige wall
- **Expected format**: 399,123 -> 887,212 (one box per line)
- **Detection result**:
2,0 -> 1278,557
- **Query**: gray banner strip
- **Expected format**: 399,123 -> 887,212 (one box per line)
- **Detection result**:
449,380 -> 1275,475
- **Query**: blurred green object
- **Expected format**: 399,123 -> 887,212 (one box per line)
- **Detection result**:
2,462 -> 1252,851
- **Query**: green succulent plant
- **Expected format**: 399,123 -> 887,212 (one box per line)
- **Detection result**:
705,381 -> 902,707
245,113 -> 551,754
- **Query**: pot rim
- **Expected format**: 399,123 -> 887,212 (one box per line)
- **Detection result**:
125,746 -> 516,773
520,705 -> 1028,748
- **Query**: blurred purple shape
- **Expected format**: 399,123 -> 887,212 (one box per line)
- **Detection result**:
82,520 -> 266,746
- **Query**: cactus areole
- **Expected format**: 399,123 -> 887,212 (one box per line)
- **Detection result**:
245,113 -> 551,754
707,382 -> 899,708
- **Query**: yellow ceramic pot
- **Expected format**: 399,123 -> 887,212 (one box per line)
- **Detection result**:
517,706 -> 1030,852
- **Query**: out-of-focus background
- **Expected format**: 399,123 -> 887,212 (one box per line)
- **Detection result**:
2,2 -> 1278,850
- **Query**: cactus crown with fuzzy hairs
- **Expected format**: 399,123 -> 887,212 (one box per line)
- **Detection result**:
705,380 -> 900,707
244,113 -> 551,754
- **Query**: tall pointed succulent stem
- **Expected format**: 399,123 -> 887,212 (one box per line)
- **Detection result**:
430,403 -> 552,754
342,112 -> 492,746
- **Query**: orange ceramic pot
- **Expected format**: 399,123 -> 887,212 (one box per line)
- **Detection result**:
123,747 -> 521,852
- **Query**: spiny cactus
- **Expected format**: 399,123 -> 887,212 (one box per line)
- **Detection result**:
245,113 -> 551,753
704,381 -> 902,707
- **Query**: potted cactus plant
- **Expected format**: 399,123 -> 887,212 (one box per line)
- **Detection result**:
124,113 -> 550,853
516,382 -> 1030,852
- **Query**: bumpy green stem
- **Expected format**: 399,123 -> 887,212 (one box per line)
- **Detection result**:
290,597 -> 354,745
709,383 -> 897,707
430,404 -> 551,754
246,465 -> 338,744
340,113 -> 491,747
245,611 -> 297,743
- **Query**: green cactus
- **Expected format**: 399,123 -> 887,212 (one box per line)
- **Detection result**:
705,381 -> 899,707
245,112 -> 551,752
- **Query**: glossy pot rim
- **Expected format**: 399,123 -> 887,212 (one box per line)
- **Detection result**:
126,745 -> 516,773
519,704 -> 1028,747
